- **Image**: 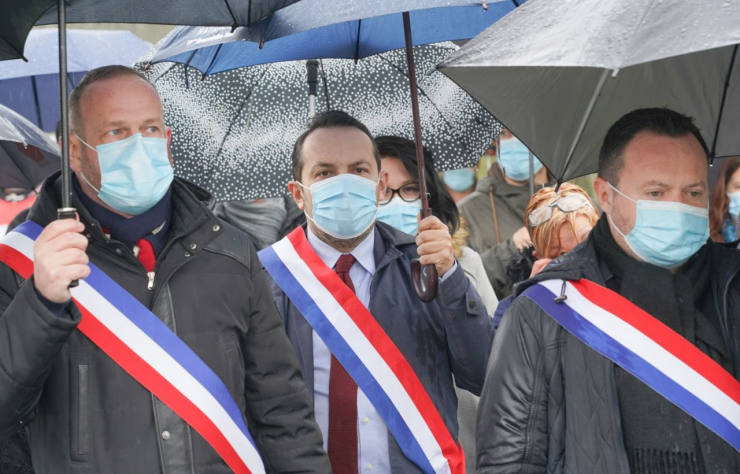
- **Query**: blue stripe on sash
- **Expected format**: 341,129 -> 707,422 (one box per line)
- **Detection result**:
523,283 -> 740,451
259,245 -> 435,473
17,221 -> 251,440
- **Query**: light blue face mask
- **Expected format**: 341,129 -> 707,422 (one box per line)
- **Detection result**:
303,173 -> 378,239
442,168 -> 475,192
498,137 -> 543,181
377,196 -> 421,235
727,190 -> 740,218
608,182 -> 709,268
78,133 -> 173,215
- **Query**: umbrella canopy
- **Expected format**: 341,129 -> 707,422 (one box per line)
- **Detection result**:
0,104 -> 60,189
34,0 -> 300,27
145,42 -> 501,201
0,29 -> 152,130
439,0 -> 740,182
0,0 -> 53,60
150,0 -> 517,71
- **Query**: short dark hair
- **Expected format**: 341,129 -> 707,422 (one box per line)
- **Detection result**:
375,135 -> 459,236
598,107 -> 709,185
69,65 -> 154,135
291,110 -> 381,181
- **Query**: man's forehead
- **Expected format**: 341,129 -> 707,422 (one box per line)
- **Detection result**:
80,75 -> 161,110
618,131 -> 707,180
303,126 -> 375,162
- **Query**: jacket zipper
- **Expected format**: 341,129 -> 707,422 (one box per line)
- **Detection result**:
147,271 -> 155,291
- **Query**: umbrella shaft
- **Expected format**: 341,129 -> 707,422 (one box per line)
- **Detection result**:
58,0 -> 72,209
402,11 -> 429,212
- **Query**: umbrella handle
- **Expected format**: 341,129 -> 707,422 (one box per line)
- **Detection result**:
58,207 -> 79,288
411,208 -> 438,302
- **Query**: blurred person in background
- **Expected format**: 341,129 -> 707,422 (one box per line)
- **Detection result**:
442,166 -> 477,203
493,183 -> 599,328
375,135 -> 497,473
459,128 -> 550,299
709,156 -> 740,244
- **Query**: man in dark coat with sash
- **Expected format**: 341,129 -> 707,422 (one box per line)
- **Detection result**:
259,111 -> 494,473
0,65 -> 329,473
476,108 -> 740,473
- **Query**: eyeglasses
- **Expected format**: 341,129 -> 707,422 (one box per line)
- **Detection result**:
528,193 -> 593,227
379,183 -> 421,205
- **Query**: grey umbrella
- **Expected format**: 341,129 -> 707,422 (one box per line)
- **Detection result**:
143,42 -> 501,202
439,0 -> 740,182
0,104 -> 59,189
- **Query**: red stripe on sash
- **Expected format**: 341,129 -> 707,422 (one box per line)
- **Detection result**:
0,244 -> 33,279
286,228 -> 463,473
0,242 -> 250,474
570,279 -> 740,405
74,303 -> 250,474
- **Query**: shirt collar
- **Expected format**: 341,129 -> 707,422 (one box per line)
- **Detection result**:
306,226 -> 376,275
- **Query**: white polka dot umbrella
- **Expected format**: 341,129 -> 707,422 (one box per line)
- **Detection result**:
141,42 -> 501,202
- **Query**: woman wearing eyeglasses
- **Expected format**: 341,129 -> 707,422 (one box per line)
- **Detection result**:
493,183 -> 599,328
374,135 -> 497,473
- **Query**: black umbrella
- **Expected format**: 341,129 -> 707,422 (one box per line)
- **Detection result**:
0,0 -> 54,60
0,0 -> 302,282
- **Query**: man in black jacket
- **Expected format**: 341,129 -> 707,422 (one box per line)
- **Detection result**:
0,65 -> 329,473
477,108 -> 740,473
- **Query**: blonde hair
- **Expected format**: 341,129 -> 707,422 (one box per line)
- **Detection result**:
451,216 -> 470,259
524,183 -> 599,259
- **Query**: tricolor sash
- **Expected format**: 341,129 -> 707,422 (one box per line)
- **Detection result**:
0,221 -> 265,474
522,278 -> 740,452
258,228 -> 465,474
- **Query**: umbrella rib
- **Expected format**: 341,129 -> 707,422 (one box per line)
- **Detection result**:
710,44 -> 737,161
375,50 -> 459,142
557,68 -> 610,186
319,60 -> 332,111
30,76 -> 43,128
207,66 -> 270,190
354,19 -> 362,62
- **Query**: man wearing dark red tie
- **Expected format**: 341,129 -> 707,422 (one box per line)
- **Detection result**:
259,111 -> 494,473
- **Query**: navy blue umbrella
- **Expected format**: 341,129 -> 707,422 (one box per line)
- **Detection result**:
152,1 -> 518,72
149,0 -> 521,301
0,29 -> 151,131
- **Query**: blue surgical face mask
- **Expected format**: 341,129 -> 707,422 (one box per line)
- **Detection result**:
442,168 -> 475,192
77,133 -> 173,215
302,173 -> 378,239
377,196 -> 421,235
608,182 -> 709,268
498,137 -> 543,181
727,190 -> 740,218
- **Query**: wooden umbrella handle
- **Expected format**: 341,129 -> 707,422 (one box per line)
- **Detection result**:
410,208 -> 438,302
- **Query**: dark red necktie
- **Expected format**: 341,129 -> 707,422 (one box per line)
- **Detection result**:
328,254 -> 358,474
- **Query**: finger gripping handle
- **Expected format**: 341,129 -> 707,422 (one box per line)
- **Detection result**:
57,207 -> 79,288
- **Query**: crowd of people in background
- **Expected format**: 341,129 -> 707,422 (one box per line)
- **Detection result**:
0,65 -> 738,474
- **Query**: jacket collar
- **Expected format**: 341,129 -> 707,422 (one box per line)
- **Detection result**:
27,171 -> 219,251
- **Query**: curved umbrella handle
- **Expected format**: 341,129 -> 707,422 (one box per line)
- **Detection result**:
411,258 -> 438,302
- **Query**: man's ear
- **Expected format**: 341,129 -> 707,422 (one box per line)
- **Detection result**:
592,177 -> 612,215
288,181 -> 306,211
166,127 -> 174,166
69,133 -> 82,173
376,169 -> 389,200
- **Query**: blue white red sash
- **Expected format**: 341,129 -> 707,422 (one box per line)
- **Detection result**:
0,221 -> 265,474
258,228 -> 465,474
523,278 -> 740,452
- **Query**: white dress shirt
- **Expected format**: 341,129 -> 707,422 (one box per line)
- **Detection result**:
306,226 -> 458,472
307,227 -> 390,473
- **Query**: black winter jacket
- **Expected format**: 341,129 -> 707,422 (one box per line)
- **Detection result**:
0,173 -> 329,473
476,231 -> 740,473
